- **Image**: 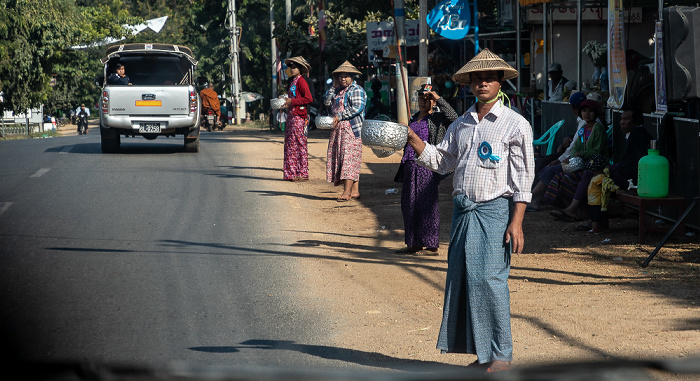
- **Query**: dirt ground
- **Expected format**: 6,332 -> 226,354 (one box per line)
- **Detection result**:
60,123 -> 700,379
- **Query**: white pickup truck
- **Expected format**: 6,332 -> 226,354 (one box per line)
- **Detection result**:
96,43 -> 203,152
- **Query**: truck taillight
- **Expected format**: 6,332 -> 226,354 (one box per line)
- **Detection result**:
189,90 -> 198,113
101,90 -> 109,113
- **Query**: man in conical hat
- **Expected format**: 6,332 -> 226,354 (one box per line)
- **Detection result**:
405,49 -> 535,372
323,60 -> 367,201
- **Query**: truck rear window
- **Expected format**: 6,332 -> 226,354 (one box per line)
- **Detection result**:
109,55 -> 191,86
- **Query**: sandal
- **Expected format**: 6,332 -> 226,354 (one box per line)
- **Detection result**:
549,210 -> 575,222
395,247 -> 420,254
415,249 -> 439,256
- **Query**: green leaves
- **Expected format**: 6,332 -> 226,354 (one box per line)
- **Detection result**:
0,0 -> 134,114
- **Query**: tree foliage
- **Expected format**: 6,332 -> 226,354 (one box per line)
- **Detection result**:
0,0 -> 137,114
0,0 -> 472,116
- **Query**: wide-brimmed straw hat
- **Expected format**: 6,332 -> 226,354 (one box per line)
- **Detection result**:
332,60 -> 361,75
284,56 -> 311,74
452,49 -> 519,85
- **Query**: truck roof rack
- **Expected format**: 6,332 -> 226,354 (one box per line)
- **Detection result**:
101,43 -> 197,65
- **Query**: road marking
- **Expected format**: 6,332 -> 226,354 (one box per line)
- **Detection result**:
30,168 -> 51,178
0,202 -> 12,216
60,146 -> 73,154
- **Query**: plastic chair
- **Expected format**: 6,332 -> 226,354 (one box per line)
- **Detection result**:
533,119 -> 565,156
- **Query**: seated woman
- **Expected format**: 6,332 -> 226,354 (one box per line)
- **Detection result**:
543,99 -> 609,216
551,107 -> 651,221
528,92 -> 586,211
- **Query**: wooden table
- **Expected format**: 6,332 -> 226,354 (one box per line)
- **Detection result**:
614,190 -> 687,244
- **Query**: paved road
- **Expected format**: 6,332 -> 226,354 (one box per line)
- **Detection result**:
0,131 -> 351,376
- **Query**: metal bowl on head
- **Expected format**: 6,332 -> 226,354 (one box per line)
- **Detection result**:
361,119 -> 408,151
315,116 -> 334,130
270,98 -> 287,110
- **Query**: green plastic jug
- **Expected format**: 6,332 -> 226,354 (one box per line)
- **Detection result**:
637,148 -> 669,198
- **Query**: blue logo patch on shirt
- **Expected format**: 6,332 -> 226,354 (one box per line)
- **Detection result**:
478,141 -> 500,162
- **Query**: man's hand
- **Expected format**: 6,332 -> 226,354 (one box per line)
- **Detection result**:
505,202 -> 526,254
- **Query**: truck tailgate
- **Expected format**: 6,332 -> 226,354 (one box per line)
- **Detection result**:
107,86 -> 191,116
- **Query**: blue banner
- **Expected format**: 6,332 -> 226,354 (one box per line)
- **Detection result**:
426,0 -> 471,40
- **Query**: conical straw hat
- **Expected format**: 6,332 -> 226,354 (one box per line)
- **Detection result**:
332,60 -> 361,75
284,56 -> 311,74
452,49 -> 519,84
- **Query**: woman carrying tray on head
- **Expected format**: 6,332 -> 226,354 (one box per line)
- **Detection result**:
282,56 -> 313,181
323,61 -> 367,202
396,83 -> 458,255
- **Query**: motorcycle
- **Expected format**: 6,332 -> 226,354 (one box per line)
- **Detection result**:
76,114 -> 88,135
201,109 -> 220,132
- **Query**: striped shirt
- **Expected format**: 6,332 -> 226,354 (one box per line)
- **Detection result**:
416,100 -> 535,203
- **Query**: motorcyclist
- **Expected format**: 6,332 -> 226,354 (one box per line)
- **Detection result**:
75,104 -> 90,134
199,82 -> 221,128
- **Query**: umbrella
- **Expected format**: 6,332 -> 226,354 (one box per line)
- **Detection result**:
240,92 -> 264,102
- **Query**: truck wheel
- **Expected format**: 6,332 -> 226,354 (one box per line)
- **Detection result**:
100,127 -> 120,153
184,128 -> 200,152
184,136 -> 199,152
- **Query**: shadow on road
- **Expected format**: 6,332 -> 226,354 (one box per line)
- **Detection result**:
190,339 -> 468,373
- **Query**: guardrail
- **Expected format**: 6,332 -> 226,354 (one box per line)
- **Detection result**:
0,123 -> 46,136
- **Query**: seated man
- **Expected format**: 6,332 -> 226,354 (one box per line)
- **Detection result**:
107,64 -> 131,85
199,83 -> 221,126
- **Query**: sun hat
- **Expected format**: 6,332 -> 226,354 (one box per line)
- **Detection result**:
332,60 -> 361,75
580,99 -> 599,110
284,56 -> 311,74
452,49 -> 519,85
548,62 -> 563,72
569,92 -> 586,107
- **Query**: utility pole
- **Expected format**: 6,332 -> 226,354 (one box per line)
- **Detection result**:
394,0 -> 409,125
270,0 -> 277,99
418,0 -> 428,77
286,0 -> 291,26
228,0 -> 241,125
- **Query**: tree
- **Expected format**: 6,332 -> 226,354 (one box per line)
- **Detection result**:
0,0 -> 135,115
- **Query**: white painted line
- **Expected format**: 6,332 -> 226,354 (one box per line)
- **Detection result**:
0,202 -> 12,216
30,168 -> 51,178
60,146 -> 73,154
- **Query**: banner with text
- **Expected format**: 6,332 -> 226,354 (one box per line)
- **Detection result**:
367,20 -> 420,63
607,0 -> 627,108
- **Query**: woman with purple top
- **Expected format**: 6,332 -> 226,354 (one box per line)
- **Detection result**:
396,83 -> 458,255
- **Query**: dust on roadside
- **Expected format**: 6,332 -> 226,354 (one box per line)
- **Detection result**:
68,123 -> 700,378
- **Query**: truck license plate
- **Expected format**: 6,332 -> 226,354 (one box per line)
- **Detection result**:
139,123 -> 161,133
